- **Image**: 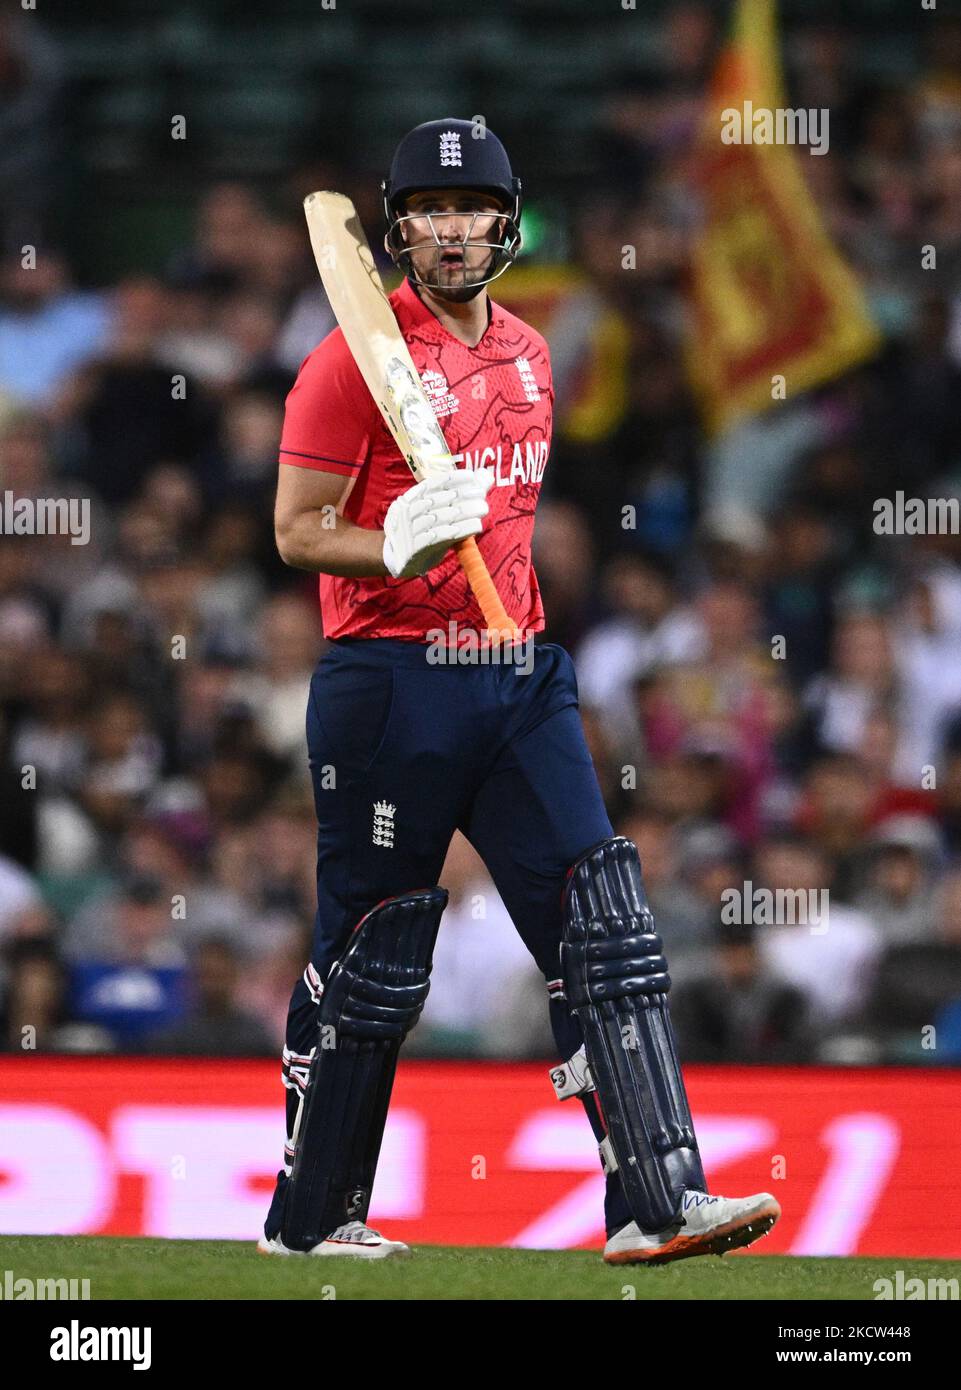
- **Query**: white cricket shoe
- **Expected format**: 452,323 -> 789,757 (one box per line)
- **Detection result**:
257,1221 -> 410,1260
603,1189 -> 781,1266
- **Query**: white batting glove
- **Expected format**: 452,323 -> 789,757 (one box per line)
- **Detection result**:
382,467 -> 494,580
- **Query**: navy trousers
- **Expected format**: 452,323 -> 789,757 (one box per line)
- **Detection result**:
264,637 -> 634,1239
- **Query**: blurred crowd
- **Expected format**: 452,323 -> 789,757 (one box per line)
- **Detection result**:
4,6 -> 961,1065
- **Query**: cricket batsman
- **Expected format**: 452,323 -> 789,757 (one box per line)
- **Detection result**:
259,118 -> 781,1263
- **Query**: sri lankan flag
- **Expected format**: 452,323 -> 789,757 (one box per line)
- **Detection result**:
688,0 -> 880,434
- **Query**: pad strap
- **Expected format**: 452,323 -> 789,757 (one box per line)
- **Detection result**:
548,1044 -> 595,1101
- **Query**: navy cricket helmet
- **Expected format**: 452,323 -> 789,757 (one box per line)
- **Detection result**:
382,118 -> 523,292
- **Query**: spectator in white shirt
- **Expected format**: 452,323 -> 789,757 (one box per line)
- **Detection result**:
753,835 -> 882,1030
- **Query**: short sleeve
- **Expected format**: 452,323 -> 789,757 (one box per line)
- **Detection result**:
278,328 -> 378,478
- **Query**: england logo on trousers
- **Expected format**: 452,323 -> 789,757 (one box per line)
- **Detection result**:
372,801 -> 396,848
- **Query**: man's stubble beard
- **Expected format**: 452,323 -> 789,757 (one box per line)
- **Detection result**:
409,247 -> 496,302
426,279 -> 488,304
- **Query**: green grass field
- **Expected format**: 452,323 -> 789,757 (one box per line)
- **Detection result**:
0,1237 -> 958,1300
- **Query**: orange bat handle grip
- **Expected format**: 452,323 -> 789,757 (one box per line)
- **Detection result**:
454,537 -> 520,641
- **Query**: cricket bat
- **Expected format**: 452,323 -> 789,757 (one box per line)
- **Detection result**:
303,190 -> 518,639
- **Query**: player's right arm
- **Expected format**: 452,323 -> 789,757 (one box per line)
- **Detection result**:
275,329 -> 491,579
275,463 -> 387,576
275,329 -> 387,576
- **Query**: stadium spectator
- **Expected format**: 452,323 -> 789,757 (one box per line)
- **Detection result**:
0,250 -> 113,407
0,938 -> 111,1054
144,937 -> 274,1056
63,872 -> 189,1048
853,814 -> 943,945
0,852 -> 47,944
575,552 -> 702,758
863,869 -> 961,1060
753,836 -> 881,1033
672,918 -> 813,1064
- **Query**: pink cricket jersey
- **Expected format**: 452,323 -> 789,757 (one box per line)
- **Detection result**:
278,277 -> 552,641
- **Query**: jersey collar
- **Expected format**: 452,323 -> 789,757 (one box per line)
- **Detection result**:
397,276 -> 502,340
